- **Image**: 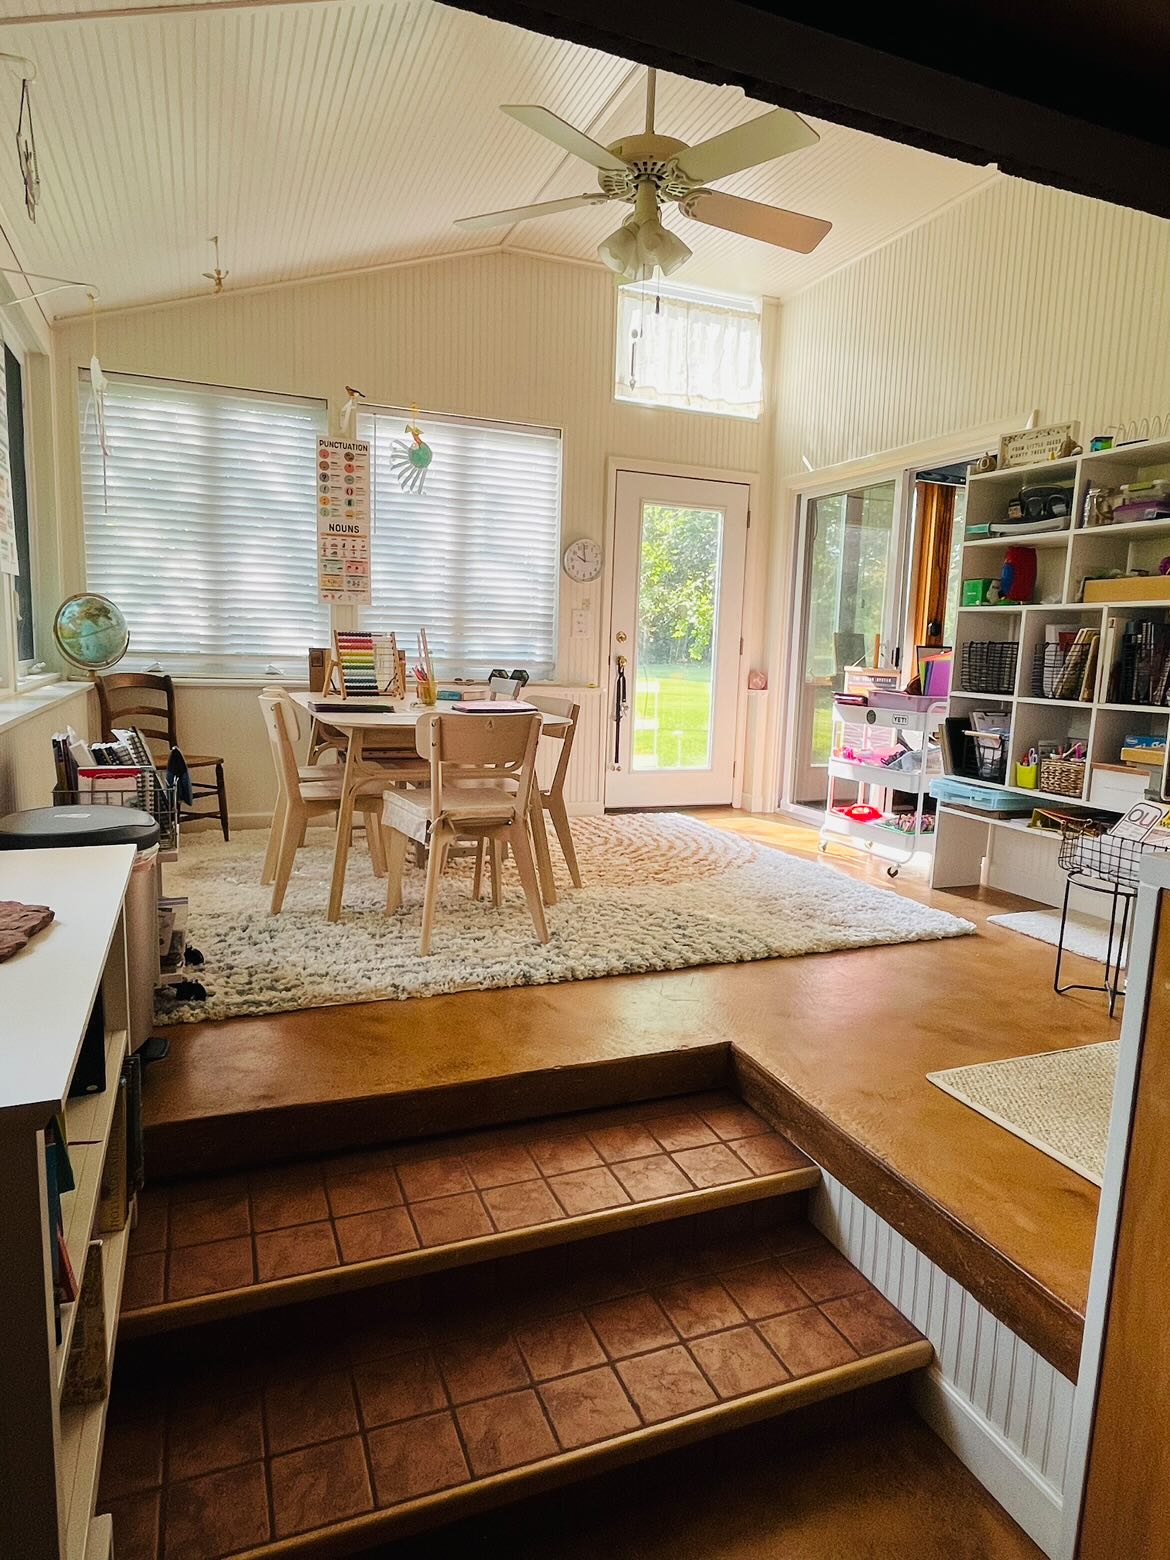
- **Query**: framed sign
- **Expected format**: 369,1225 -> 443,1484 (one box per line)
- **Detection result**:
997,421 -> 1080,470
316,437 -> 371,605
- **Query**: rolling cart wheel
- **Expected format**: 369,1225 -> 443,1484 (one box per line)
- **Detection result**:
818,841 -> 829,854
887,865 -> 899,879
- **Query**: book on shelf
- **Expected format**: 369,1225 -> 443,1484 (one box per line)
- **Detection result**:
1107,617 -> 1170,706
125,1052 -> 145,1194
98,1072 -> 129,1234
1051,627 -> 1099,701
62,1241 -> 109,1407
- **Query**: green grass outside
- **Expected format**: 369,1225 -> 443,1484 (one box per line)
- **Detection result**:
632,661 -> 713,770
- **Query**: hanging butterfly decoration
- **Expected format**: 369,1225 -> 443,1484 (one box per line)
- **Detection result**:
202,235 -> 229,295
389,407 -> 433,495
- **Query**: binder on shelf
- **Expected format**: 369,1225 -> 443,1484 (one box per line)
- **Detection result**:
98,1073 -> 129,1233
124,1052 -> 145,1194
62,1241 -> 109,1407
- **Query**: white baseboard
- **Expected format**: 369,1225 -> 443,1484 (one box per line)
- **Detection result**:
914,1368 -> 1063,1557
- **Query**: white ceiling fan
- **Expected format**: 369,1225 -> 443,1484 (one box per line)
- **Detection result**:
455,69 -> 831,281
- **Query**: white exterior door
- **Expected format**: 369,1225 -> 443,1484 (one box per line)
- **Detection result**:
606,470 -> 749,808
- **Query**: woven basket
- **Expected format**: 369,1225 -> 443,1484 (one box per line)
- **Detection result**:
1039,757 -> 1086,797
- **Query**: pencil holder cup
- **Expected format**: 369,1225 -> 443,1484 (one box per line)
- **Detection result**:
417,678 -> 437,706
1014,762 -> 1038,790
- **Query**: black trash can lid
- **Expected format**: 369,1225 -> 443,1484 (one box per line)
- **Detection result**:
0,805 -> 161,851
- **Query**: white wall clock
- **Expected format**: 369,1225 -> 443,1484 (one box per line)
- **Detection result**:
563,537 -> 603,582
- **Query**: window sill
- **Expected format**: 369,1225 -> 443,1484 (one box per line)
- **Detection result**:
0,678 -> 90,738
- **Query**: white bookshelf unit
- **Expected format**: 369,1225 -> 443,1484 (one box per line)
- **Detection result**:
933,437 -> 1170,900
0,844 -> 136,1560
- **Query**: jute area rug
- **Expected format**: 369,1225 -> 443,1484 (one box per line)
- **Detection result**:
158,812 -> 974,1025
928,1041 -> 1118,1184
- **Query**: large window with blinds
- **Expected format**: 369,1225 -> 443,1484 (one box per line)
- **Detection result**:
358,407 -> 561,678
79,371 -> 328,676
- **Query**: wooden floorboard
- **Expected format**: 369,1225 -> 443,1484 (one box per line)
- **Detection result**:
144,810 -> 1111,1376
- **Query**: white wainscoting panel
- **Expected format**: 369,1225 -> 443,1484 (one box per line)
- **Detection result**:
812,1172 -> 1074,1557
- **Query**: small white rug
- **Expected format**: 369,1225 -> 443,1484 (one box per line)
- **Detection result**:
988,908 -> 1126,968
928,1041 -> 1118,1184
158,813 -> 974,1024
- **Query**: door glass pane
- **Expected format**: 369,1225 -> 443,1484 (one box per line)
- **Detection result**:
792,480 -> 896,807
632,503 -> 724,772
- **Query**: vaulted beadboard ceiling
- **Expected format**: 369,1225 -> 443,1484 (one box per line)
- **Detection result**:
0,0 -> 1000,318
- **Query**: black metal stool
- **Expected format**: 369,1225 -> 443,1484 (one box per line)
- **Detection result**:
1055,823 -> 1166,1017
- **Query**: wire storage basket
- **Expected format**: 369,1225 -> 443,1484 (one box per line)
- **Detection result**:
1058,820 -> 1169,887
965,731 -> 1009,783
961,640 -> 1019,695
1032,644 -> 1093,701
58,768 -> 180,853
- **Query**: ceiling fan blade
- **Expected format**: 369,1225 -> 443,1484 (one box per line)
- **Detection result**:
675,108 -> 819,185
501,105 -> 629,172
680,190 -> 831,254
454,193 -> 610,230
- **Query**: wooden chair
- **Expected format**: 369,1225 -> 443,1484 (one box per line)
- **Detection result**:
382,712 -> 548,955
527,694 -> 582,903
96,671 -> 229,840
259,694 -> 390,914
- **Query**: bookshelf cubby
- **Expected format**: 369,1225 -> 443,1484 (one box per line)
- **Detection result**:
934,436 -> 1170,895
0,844 -> 136,1560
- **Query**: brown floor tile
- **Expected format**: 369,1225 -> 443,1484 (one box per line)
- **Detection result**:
128,1192 -> 169,1255
727,1134 -> 809,1176
482,1178 -> 564,1232
249,1165 -> 330,1231
587,1122 -> 661,1163
325,1163 -> 403,1218
167,1236 -> 254,1300
354,1349 -> 447,1428
688,1326 -> 790,1399
98,1411 -> 165,1499
758,1308 -> 859,1378
99,1492 -> 159,1560
397,1155 -> 473,1202
264,1369 -> 360,1454
168,1173 -> 244,1205
780,1244 -> 872,1303
437,1332 -> 529,1404
610,1154 -> 693,1203
168,1393 -> 264,1481
696,1228 -> 789,1272
162,1460 -> 270,1560
655,1277 -> 744,1339
368,1411 -> 470,1507
696,1102 -> 772,1141
540,1365 -> 640,1449
168,1190 -> 251,1249
526,1133 -> 603,1177
549,1166 -> 630,1216
820,1291 -> 922,1354
254,1221 -> 339,1282
270,1433 -> 372,1538
411,1191 -> 493,1247
719,1259 -> 812,1321
587,1293 -> 677,1359
514,1311 -> 606,1381
457,1388 -> 558,1476
122,1250 -> 165,1311
463,1142 -> 541,1189
616,1345 -> 717,1424
334,1204 -> 419,1264
671,1143 -> 753,1189
644,1113 -> 719,1153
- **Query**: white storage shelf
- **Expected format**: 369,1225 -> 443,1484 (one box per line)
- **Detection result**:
0,845 -> 136,1560
935,438 -> 1170,891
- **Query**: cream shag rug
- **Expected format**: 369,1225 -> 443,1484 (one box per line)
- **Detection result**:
928,1041 -> 1119,1184
158,812 -> 974,1024
988,908 -> 1126,968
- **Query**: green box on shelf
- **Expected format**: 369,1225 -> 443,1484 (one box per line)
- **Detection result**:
961,578 -> 996,606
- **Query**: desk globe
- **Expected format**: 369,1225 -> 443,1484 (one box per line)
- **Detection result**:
52,592 -> 130,671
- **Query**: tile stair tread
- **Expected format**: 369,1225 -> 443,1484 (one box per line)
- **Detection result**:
100,1217 -> 931,1559
122,1091 -> 819,1334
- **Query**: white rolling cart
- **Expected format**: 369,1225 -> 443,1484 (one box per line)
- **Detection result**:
0,844 -> 136,1560
819,693 -> 948,877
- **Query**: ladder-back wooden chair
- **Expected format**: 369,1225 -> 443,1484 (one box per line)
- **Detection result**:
96,671 -> 229,839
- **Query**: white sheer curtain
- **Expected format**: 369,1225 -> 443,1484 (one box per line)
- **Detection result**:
614,282 -> 763,419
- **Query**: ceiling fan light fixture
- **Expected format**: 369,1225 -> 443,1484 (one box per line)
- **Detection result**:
598,216 -> 640,277
638,217 -> 691,278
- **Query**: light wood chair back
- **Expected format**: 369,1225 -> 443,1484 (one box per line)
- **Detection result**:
524,694 -> 582,892
259,694 -> 301,804
417,712 -> 542,821
96,671 -> 177,749
527,694 -> 579,795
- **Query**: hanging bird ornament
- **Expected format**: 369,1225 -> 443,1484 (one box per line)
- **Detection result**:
339,384 -> 366,434
389,408 -> 432,495
202,235 -> 229,295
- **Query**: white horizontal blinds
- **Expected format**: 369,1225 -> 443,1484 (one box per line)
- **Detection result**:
614,282 -> 763,419
79,371 -> 328,676
358,408 -> 561,678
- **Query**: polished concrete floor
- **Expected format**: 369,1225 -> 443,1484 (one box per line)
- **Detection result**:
150,811 -> 1112,1351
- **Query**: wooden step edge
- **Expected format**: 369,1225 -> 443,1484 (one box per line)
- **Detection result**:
232,1339 -> 934,1560
120,1164 -> 821,1339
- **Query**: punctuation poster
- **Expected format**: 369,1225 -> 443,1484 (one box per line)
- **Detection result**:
316,437 -> 371,604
